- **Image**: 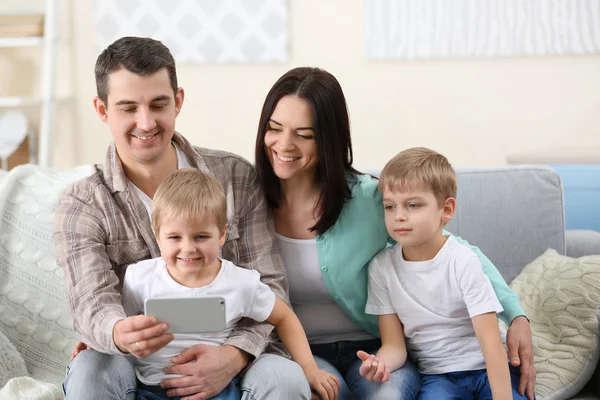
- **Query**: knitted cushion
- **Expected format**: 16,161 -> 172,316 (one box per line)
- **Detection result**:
0,164 -> 94,389
510,249 -> 600,399
0,329 -> 27,387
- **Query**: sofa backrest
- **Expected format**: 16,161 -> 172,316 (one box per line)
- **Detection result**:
366,165 -> 566,284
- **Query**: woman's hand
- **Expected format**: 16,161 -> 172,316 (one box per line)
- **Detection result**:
507,316 -> 536,400
70,341 -> 92,361
304,366 -> 340,400
357,350 -> 390,382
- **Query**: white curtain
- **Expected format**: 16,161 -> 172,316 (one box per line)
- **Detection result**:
365,0 -> 600,60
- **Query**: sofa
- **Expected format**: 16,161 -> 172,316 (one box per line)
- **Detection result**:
1,163 -> 599,399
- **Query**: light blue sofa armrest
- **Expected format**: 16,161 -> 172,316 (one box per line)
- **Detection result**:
566,230 -> 600,258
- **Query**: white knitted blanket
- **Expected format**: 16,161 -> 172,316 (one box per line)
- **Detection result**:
0,329 -> 27,388
0,164 -> 94,397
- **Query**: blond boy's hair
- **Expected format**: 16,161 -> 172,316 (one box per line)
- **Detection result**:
379,147 -> 457,206
152,168 -> 228,235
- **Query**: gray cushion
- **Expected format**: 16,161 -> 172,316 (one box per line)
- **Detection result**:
448,166 -> 566,283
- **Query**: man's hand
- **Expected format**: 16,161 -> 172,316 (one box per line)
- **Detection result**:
70,341 -> 92,361
507,316 -> 536,400
113,315 -> 173,358
160,344 -> 249,400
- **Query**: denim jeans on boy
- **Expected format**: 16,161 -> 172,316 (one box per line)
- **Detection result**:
418,364 -> 533,399
137,377 -> 240,400
63,350 -> 311,400
311,338 -> 420,400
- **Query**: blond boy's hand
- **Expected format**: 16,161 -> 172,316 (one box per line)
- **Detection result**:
357,350 -> 390,382
304,367 -> 340,400
70,341 -> 92,361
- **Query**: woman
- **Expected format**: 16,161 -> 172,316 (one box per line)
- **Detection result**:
254,67 -> 535,399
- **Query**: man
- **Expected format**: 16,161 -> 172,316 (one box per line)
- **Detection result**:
53,36 -> 311,400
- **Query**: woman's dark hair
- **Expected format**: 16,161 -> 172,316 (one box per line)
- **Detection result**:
254,67 -> 360,234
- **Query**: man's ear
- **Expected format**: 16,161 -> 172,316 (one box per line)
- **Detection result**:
93,96 -> 109,123
174,87 -> 184,116
441,197 -> 456,224
219,223 -> 229,246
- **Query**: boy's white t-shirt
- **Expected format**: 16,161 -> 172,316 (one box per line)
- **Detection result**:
366,236 -> 503,375
122,258 -> 276,385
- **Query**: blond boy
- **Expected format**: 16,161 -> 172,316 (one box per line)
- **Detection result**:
358,148 -> 530,399
121,168 -> 339,400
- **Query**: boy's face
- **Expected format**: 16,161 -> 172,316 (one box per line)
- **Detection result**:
156,213 -> 226,276
382,183 -> 454,248
93,68 -> 184,168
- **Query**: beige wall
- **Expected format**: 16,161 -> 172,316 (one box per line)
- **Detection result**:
6,0 -> 600,170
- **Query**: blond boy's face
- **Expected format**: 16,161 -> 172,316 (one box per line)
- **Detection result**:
382,183 -> 454,249
155,213 -> 226,279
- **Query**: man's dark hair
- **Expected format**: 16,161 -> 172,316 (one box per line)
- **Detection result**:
95,36 -> 178,105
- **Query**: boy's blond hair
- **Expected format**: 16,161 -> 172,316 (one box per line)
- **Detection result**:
152,168 -> 228,235
379,147 -> 457,206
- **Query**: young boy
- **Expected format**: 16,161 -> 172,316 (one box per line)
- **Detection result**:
121,168 -> 340,400
358,148 -> 531,399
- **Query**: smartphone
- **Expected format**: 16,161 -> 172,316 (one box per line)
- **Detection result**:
144,297 -> 226,334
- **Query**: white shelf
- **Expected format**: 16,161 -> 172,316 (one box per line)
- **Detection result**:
0,97 -> 41,107
0,36 -> 44,47
1,0 -> 58,168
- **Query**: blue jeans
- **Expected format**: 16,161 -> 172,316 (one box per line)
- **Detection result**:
137,378 -> 240,400
63,350 -> 311,400
418,364 -> 532,399
311,338 -> 420,400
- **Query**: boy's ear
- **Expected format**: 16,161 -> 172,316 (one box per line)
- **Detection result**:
219,224 -> 229,245
441,197 -> 456,223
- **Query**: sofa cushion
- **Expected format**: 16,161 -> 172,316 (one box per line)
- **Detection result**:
0,164 -> 94,388
510,249 -> 600,400
448,166 -> 566,284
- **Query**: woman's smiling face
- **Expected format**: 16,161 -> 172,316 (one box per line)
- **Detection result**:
264,95 -> 318,182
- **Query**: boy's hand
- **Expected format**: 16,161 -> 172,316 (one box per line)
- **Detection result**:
304,367 -> 340,400
70,341 -> 92,361
357,350 -> 390,382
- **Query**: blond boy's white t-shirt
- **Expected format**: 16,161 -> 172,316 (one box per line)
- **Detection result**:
366,236 -> 503,375
122,258 -> 276,385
